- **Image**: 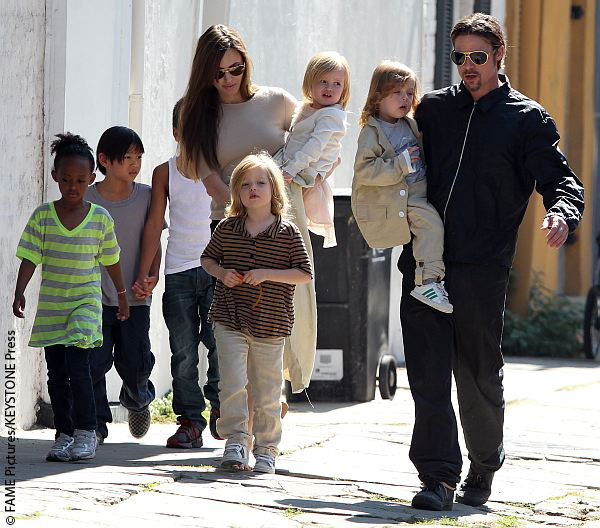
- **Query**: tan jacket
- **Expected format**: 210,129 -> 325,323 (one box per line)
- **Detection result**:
351,115 -> 423,249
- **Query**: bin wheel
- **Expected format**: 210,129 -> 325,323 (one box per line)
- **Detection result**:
584,287 -> 600,360
379,355 -> 397,400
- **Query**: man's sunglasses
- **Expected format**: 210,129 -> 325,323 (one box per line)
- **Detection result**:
216,63 -> 245,80
450,50 -> 494,66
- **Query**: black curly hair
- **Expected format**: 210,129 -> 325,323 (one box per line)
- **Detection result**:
50,132 -> 95,172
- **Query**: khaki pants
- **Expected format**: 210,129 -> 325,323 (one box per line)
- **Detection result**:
214,322 -> 284,457
407,178 -> 445,285
284,183 -> 318,393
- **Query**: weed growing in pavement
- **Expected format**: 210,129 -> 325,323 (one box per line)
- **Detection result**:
150,391 -> 210,423
284,507 -> 303,518
494,515 -> 523,528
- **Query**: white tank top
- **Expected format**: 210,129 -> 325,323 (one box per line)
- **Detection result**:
165,156 -> 212,275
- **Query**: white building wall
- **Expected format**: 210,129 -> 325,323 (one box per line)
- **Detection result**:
1,1 -> 48,429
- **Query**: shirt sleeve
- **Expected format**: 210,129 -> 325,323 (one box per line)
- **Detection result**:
288,225 -> 313,278
283,109 -> 347,178
98,211 -> 120,266
16,208 -> 43,265
523,108 -> 585,231
201,222 -> 224,263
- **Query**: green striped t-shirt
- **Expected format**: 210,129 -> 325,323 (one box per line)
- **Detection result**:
16,202 -> 120,349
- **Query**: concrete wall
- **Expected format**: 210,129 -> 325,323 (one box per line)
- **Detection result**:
1,1 -> 47,429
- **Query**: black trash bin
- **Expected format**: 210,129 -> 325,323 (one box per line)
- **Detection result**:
290,190 -> 395,402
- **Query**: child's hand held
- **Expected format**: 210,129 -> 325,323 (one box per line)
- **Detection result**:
143,275 -> 159,295
131,280 -> 148,299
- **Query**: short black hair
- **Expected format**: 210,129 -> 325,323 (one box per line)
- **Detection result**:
173,98 -> 184,130
96,126 -> 145,175
51,132 -> 95,172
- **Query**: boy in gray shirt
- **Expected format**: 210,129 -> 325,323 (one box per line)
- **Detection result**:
85,126 -> 162,443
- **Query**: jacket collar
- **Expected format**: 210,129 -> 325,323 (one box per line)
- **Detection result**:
455,74 -> 511,112
231,214 -> 282,239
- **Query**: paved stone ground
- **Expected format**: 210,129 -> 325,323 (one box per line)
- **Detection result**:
3,357 -> 600,527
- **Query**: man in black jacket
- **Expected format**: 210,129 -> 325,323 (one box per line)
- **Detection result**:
401,13 -> 584,511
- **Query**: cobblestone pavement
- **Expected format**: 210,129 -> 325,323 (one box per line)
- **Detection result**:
4,357 -> 600,527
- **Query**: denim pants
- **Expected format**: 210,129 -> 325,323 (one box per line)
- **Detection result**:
398,244 -> 507,486
45,345 -> 97,436
163,266 -> 220,427
91,305 -> 156,439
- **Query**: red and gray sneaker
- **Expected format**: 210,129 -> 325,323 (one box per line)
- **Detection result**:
209,407 -> 223,441
166,418 -> 203,449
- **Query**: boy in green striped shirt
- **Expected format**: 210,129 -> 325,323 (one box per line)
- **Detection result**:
13,133 -> 129,463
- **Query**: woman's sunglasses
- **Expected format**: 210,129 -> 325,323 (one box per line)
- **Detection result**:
216,63 -> 245,80
450,50 -> 494,66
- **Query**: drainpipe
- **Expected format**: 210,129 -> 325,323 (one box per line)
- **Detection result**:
129,0 -> 145,135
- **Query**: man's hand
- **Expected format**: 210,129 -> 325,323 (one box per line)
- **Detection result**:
221,269 -> 244,288
541,215 -> 569,248
243,269 -> 270,286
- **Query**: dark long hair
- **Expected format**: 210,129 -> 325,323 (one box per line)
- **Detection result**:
179,25 -> 255,179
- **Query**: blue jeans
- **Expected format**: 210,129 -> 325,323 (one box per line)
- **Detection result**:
91,305 -> 156,439
45,345 -> 97,436
163,266 -> 219,427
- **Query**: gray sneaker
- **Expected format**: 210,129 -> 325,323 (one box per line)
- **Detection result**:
253,453 -> 276,474
221,443 -> 249,471
69,429 -> 97,461
46,433 -> 74,462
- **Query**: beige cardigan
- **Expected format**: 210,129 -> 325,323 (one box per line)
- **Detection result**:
351,115 -> 423,249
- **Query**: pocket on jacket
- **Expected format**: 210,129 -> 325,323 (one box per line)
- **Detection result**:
355,204 -> 388,221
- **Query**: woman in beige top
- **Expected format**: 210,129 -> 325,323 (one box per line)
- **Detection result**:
177,25 -> 318,430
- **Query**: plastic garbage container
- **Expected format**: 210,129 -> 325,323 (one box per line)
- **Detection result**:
289,190 -> 396,402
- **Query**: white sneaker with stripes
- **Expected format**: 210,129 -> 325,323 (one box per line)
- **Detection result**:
411,282 -> 454,314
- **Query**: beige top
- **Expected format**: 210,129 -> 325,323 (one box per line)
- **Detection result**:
197,86 -> 297,220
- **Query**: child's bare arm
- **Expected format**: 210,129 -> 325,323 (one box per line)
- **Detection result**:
201,257 -> 243,288
13,259 -> 37,318
104,261 -> 130,321
242,268 -> 312,286
136,164 -> 168,289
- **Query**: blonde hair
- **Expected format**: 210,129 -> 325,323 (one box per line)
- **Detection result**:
302,51 -> 351,109
359,61 -> 420,127
227,152 -> 289,218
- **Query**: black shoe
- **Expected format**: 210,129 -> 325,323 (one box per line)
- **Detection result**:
456,468 -> 494,507
412,481 -> 454,511
209,407 -> 223,441
128,407 -> 151,439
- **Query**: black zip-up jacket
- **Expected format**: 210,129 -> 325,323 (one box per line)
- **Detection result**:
414,75 -> 584,268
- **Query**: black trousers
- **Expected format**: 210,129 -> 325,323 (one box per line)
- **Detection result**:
399,245 -> 508,485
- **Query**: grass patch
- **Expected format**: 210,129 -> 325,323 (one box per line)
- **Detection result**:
284,507 -> 303,518
547,491 -> 584,501
407,517 -> 464,526
139,481 -> 161,492
150,391 -> 210,424
494,516 -> 522,528
368,493 -> 410,505
15,512 -> 41,520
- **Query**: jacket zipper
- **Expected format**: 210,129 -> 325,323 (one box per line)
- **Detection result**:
442,101 -> 477,223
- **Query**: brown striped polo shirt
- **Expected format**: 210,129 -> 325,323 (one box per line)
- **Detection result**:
202,215 -> 313,338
